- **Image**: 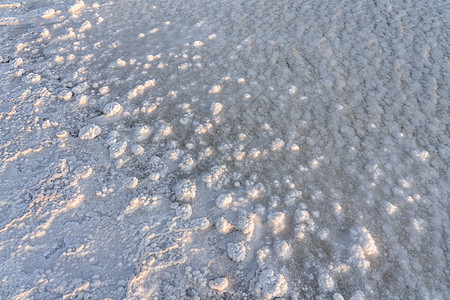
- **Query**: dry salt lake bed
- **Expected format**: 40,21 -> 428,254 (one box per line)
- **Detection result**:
0,0 -> 448,299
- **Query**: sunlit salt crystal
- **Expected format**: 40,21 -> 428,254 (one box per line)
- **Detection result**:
116,58 -> 126,66
333,293 -> 345,300
41,28 -> 50,38
289,85 -> 298,95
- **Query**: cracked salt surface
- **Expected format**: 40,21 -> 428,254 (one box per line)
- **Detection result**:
0,0 -> 448,299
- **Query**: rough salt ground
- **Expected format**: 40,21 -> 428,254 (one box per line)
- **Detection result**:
0,0 -> 448,299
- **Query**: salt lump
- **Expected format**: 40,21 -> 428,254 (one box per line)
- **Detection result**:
318,272 -> 335,292
176,204 -> 192,220
216,217 -> 233,234
109,141 -> 127,159
102,102 -> 122,117
210,102 -> 223,115
131,144 -> 144,156
209,277 -> 228,292
191,217 -> 210,230
69,1 -> 85,13
79,124 -> 101,140
255,269 -> 288,299
351,227 -> 379,269
41,9 -> 56,19
227,242 -> 246,262
268,212 -> 285,234
124,177 -> 138,189
175,179 -> 197,202
74,165 -> 93,179
215,193 -> 233,209
276,240 -> 291,259
209,85 -> 222,94
356,227 -> 378,256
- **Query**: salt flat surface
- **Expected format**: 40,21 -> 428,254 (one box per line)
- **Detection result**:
0,0 -> 448,299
